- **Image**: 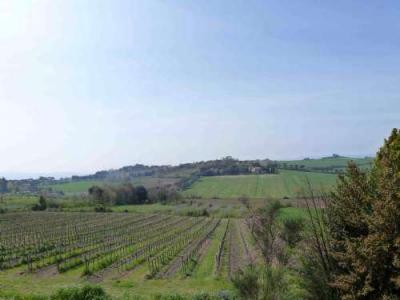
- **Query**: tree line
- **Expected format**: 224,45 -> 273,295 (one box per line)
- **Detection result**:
88,183 -> 148,206
88,183 -> 182,207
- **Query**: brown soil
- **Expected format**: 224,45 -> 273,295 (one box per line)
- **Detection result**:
228,221 -> 241,277
34,264 -> 59,277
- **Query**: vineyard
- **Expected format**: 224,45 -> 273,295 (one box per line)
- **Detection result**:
0,212 -> 261,298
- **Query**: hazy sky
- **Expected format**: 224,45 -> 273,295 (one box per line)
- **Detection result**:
0,0 -> 399,177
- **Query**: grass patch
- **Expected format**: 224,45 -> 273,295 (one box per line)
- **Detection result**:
278,207 -> 309,221
48,180 -> 105,194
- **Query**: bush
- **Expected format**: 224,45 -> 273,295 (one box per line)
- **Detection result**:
261,266 -> 288,300
0,293 -> 47,300
232,265 -> 289,300
232,265 -> 259,300
32,196 -> 47,211
50,285 -> 110,300
94,206 -> 112,213
185,208 -> 209,217
94,206 -> 106,212
153,294 -> 186,300
281,218 -> 304,247
47,199 -> 61,209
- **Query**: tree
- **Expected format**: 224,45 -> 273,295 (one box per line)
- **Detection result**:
252,200 -> 282,264
88,185 -> 115,207
32,195 -> 47,211
0,178 -> 7,193
329,128 -> 400,299
114,183 -> 136,205
135,185 -> 148,204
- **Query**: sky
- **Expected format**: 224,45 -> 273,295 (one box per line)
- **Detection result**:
0,0 -> 399,178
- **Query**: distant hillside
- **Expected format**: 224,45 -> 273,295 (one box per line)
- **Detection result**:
275,155 -> 373,173
49,157 -> 278,194
70,157 -> 277,182
49,177 -> 180,194
2,155 -> 373,195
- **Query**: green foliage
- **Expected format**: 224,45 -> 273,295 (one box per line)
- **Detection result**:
32,196 -> 47,211
50,285 -> 110,300
232,265 -> 289,300
254,200 -> 282,264
231,265 -> 260,300
261,266 -> 288,300
147,186 -> 182,204
88,184 -> 149,206
281,218 -> 304,247
152,292 -> 236,300
300,249 -> 338,300
153,294 -> 187,300
0,293 -> 47,300
185,208 -> 210,217
328,128 -> 400,299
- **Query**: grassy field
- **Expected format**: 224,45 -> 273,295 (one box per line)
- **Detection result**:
66,200 -> 248,218
278,156 -> 373,172
278,207 -> 309,221
183,170 -> 338,199
0,195 -> 38,211
48,177 -> 179,194
0,196 -> 250,218
48,180 -> 105,193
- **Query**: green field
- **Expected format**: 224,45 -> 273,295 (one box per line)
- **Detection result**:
48,177 -> 179,194
48,180 -> 105,193
183,170 -> 338,199
278,207 -> 309,221
278,156 -> 373,172
0,196 -> 38,211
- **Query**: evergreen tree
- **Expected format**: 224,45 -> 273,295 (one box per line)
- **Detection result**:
329,128 -> 400,299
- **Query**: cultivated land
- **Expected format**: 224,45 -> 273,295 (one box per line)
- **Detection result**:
278,156 -> 373,172
0,156 -> 374,299
0,212 -> 259,299
45,157 -> 370,197
49,177 -> 180,194
183,170 -> 337,199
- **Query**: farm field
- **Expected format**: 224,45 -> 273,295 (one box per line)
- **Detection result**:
48,177 -> 180,194
0,196 -> 38,211
47,180 -> 106,194
277,156 -> 373,172
183,170 -> 338,199
111,200 -> 248,218
0,212 -> 260,299
0,197 -> 252,218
